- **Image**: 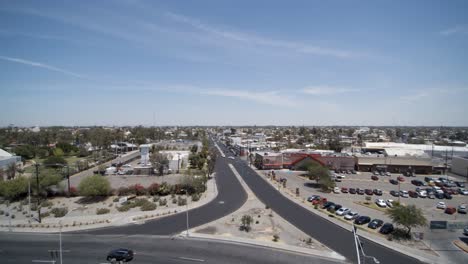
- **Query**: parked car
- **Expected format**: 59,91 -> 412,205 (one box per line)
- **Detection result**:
411,179 -> 424,186
464,226 -> 468,236
357,188 -> 365,195
390,190 -> 400,197
354,216 -> 371,225
435,192 -> 445,199
365,189 -> 373,195
336,207 -> 351,216
408,190 -> 418,198
375,199 -> 387,208
458,204 -> 467,214
371,175 -> 379,181
457,188 -> 468,195
373,189 -> 383,196
351,170 -> 357,174
312,197 -> 327,205
344,211 -> 359,220
427,193 -> 435,199
321,202 -> 335,209
385,172 -> 391,176
445,206 -> 456,215
341,187 -> 349,193
455,182 -> 465,188
349,188 -> 357,194
444,193 -> 453,199
373,171 -> 379,176
107,248 -> 134,262
424,177 -> 434,182
400,190 -> 409,198
333,204 -> 343,211
389,179 -> 398,185
368,219 -> 384,229
436,202 -> 446,209
307,195 -> 321,202
333,187 -> 341,194
397,176 -> 405,182
417,190 -> 427,198
386,199 -> 394,207
379,223 -> 394,234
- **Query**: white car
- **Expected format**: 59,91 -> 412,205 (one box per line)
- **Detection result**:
375,199 -> 387,208
333,187 -> 341,193
344,211 -> 359,220
336,174 -> 346,179
228,156 -> 235,160
459,189 -> 468,195
386,199 -> 394,207
417,190 -> 427,198
436,202 -> 446,209
336,207 -> 351,216
400,190 -> 409,198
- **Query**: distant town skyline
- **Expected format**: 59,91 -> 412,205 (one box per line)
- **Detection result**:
1,0 -> 467,126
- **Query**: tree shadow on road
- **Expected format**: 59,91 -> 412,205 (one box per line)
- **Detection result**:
304,182 -> 320,189
76,196 -> 108,204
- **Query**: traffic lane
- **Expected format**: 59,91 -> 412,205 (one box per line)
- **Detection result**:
0,233 -> 344,264
232,162 -> 424,264
81,155 -> 247,235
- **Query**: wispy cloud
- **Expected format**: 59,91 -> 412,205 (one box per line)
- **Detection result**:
400,87 -> 468,103
0,55 -> 85,78
162,85 -> 298,107
439,25 -> 468,36
303,86 -> 358,95
165,12 -> 362,59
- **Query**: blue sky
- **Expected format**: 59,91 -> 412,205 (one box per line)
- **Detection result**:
1,0 -> 467,126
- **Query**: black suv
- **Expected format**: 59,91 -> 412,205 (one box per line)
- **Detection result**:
107,248 -> 134,262
354,216 -> 371,225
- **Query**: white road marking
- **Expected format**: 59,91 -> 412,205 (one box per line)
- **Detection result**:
178,256 -> 205,262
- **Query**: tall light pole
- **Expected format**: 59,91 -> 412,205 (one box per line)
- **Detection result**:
59,221 -> 63,264
177,153 -> 181,173
34,162 -> 41,223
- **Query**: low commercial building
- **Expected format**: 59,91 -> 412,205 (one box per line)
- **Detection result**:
254,152 -> 283,170
0,148 -> 21,170
357,155 -> 433,174
451,156 -> 468,177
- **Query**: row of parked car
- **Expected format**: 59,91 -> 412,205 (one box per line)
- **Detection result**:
436,202 -> 467,214
307,195 -> 395,234
334,187 -> 383,196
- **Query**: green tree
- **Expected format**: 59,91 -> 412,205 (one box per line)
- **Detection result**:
240,215 -> 253,232
53,147 -> 65,157
385,204 -> 427,236
78,175 -> 111,197
43,155 -> 67,168
150,152 -> 169,176
0,176 -> 28,201
306,162 -> 335,191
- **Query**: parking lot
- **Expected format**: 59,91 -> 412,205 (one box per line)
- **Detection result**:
263,169 -> 467,230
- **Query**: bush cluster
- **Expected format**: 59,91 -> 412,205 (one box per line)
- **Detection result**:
116,198 -> 157,212
50,207 -> 68,218
96,208 -> 110,215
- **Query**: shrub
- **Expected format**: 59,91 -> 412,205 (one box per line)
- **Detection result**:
96,208 -> 110,215
0,210 -> 4,215
159,198 -> 167,206
5,212 -> 9,217
141,202 -> 157,211
117,205 -> 131,212
69,186 -> 78,197
78,175 -> 111,197
191,193 -> 200,202
273,234 -> 280,242
50,207 -> 68,218
117,187 -> 132,196
11,214 -> 15,219
172,198 -> 177,204
177,197 -> 187,206
113,197 -> 120,202
40,212 -> 50,218
30,203 -> 37,211
147,183 -> 160,195
153,195 -> 160,202
132,184 -> 147,196
41,200 -> 53,208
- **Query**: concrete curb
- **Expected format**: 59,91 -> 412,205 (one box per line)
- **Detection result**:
177,232 -> 347,262
254,168 -> 441,264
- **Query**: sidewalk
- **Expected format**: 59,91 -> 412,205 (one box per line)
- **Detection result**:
252,166 -> 443,264
0,176 -> 218,233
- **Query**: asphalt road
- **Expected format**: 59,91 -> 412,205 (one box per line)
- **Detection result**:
216,143 -> 425,264
79,144 -> 247,235
0,233 -> 342,264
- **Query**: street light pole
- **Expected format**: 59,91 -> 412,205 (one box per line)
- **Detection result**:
35,163 -> 41,223
59,221 -> 63,264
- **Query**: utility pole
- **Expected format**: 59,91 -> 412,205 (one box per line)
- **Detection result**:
59,221 -> 63,264
35,163 -> 41,223
28,178 -> 31,220
66,165 -> 70,194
